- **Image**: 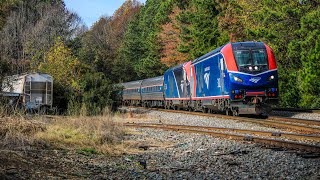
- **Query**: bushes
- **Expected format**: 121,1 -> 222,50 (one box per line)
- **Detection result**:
37,39 -> 120,115
68,72 -> 120,116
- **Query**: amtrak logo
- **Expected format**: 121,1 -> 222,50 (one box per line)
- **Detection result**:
249,77 -> 261,83
204,73 -> 210,89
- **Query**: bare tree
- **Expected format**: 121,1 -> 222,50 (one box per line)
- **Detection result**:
0,0 -> 84,74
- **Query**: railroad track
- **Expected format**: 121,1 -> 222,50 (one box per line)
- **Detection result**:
124,123 -> 320,153
131,108 -> 320,134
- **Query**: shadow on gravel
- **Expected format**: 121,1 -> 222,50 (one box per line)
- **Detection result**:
119,107 -> 272,120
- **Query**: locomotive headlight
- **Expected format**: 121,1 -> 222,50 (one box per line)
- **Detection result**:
268,75 -> 275,81
233,76 -> 243,83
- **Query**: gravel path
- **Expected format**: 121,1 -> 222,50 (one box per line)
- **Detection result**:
112,107 -> 320,179
3,126 -> 318,179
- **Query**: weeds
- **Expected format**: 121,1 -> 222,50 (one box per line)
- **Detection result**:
35,115 -> 127,154
0,106 -> 139,155
0,117 -> 45,149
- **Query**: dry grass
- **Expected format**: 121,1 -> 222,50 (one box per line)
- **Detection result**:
0,117 -> 45,149
0,107 -> 137,155
0,107 -> 170,156
35,115 -> 130,154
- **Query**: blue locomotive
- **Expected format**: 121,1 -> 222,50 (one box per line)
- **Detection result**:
120,42 -> 278,115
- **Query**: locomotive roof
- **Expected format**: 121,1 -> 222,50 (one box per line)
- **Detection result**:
231,42 -> 265,50
192,41 -> 265,64
192,46 -> 224,64
165,63 -> 184,73
121,80 -> 143,89
141,76 -> 164,87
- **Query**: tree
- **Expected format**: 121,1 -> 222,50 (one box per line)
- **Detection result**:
78,72 -> 115,115
115,0 -> 173,81
77,0 -> 142,82
0,0 -> 21,30
36,38 -> 81,110
159,6 -> 189,67
0,0 -> 83,74
39,38 -> 80,90
176,0 -> 228,59
296,9 -> 320,108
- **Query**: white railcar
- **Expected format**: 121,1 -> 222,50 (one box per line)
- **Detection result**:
1,73 -> 53,111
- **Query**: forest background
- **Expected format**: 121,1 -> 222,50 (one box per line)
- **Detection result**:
0,0 -> 319,115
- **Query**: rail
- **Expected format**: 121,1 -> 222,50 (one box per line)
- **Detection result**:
140,108 -> 320,134
124,123 -> 320,153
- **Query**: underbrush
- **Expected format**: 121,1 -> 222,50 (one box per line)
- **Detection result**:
0,117 -> 45,149
0,104 -> 23,117
0,110 -> 131,155
36,115 -> 127,154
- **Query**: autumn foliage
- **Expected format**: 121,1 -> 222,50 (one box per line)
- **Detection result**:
39,38 -> 80,91
159,6 -> 189,67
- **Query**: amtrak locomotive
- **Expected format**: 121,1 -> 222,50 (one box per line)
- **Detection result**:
120,42 -> 278,115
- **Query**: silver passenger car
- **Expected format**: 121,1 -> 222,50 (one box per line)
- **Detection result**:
121,80 -> 142,106
141,76 -> 164,107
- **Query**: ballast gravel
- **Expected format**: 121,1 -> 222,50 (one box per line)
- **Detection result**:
120,107 -> 320,145
122,107 -> 288,133
120,128 -> 320,179
114,107 -> 320,179
271,111 -> 320,121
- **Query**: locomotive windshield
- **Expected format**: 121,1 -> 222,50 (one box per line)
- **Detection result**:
234,49 -> 268,74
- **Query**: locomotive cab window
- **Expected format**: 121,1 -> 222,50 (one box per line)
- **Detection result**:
252,50 -> 267,66
234,49 -> 268,74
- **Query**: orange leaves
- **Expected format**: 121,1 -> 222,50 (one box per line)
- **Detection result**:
159,6 -> 189,67
109,0 -> 142,49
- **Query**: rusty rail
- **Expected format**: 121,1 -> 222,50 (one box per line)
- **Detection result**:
124,123 -> 320,153
146,108 -> 320,134
125,123 -> 320,141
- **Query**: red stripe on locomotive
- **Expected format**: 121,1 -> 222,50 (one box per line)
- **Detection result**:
221,43 -> 238,71
192,65 -> 196,97
183,61 -> 192,82
264,43 -> 277,70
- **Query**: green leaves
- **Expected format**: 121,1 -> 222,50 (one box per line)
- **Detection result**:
116,0 -> 170,81
39,38 -> 81,91
296,9 -> 320,108
176,0 -> 227,59
78,72 -> 114,116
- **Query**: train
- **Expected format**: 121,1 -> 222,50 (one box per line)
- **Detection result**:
0,73 -> 53,112
119,42 -> 278,116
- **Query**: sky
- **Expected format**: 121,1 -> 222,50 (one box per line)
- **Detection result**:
64,0 -> 146,28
